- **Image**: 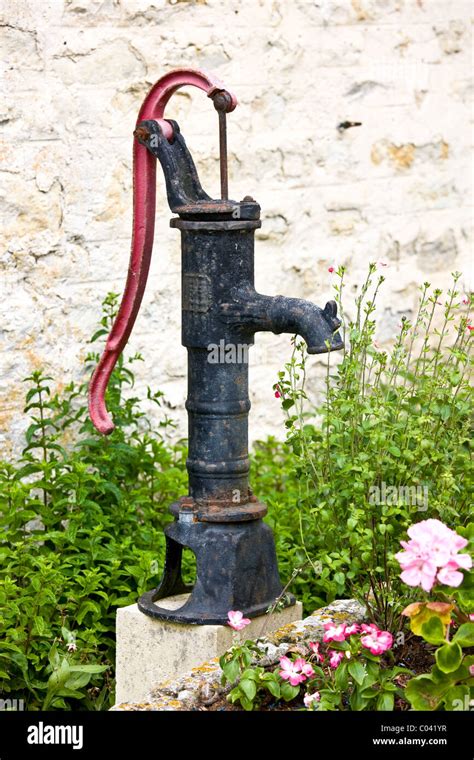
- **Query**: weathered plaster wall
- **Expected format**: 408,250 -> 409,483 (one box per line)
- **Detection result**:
1,0 -> 472,455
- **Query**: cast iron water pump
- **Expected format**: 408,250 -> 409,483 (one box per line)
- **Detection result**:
89,69 -> 343,624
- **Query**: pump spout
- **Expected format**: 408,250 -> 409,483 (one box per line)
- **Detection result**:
219,286 -> 343,354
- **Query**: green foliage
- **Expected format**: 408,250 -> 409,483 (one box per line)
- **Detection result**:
268,267 -> 472,628
0,293 -> 187,710
219,641 -> 285,711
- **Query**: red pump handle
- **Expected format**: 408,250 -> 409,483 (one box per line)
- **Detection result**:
88,69 -> 237,435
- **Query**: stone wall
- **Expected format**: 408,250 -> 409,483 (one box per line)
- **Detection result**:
1,0 -> 472,455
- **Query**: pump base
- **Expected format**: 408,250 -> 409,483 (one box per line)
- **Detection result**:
138,518 -> 294,625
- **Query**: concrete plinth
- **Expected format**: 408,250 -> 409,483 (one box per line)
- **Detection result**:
115,593 -> 303,705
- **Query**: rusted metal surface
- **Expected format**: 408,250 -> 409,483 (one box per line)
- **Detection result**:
168,495 -> 268,523
88,68 -> 343,624
212,90 -> 232,201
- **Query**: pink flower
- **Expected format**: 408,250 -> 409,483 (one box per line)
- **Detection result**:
437,561 -> 467,588
395,519 -> 472,592
323,622 -> 347,642
329,651 -> 344,669
328,266 -> 335,273
360,629 -> 393,656
303,691 -> 320,709
468,325 -> 474,332
360,623 -> 379,634
279,656 -> 305,686
398,559 -> 438,593
462,298 -> 469,305
227,610 -> 251,631
279,656 -> 315,686
308,641 -> 323,662
294,658 -> 315,678
274,391 -> 281,398
469,665 -> 474,677
344,624 -> 359,636
469,614 -> 474,622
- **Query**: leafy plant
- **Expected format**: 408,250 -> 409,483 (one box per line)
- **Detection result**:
219,621 -> 408,711
0,293 -> 187,710
271,266 -> 472,628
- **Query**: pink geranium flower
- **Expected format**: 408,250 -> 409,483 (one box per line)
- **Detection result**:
437,561 -> 468,588
323,622 -> 347,642
227,610 -> 251,631
329,651 -> 344,669
360,629 -> 393,656
395,519 -> 472,592
279,656 -> 305,686
304,691 -> 321,709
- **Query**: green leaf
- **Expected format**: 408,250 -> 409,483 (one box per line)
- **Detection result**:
65,672 -> 94,690
452,622 -> 474,647
420,616 -> 447,645
222,659 -> 240,683
69,664 -> 108,674
90,329 -> 109,343
241,669 -> 259,681
76,600 -> 101,624
239,678 -> 257,702
405,675 -> 448,711
350,689 -> 369,711
436,642 -> 463,674
361,688 -> 378,698
266,680 -> 280,699
348,660 -> 366,686
32,616 -> 47,636
443,685 -> 471,712
377,692 -> 394,711
335,662 -> 349,690
280,682 -> 299,702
